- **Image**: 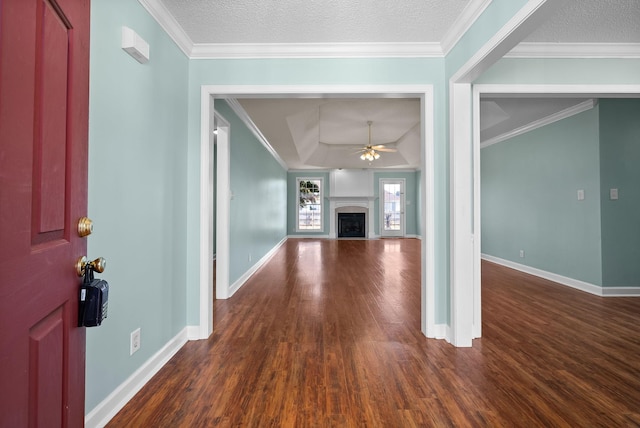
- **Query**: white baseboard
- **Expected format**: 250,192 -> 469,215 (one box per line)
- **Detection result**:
427,323 -> 448,340
85,327 -> 190,428
482,254 -> 640,297
186,325 -> 203,340
228,237 -> 288,297
287,234 -> 330,239
601,286 -> 640,297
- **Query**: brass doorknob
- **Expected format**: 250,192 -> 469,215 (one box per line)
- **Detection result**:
76,256 -> 107,276
92,257 -> 107,273
77,217 -> 94,237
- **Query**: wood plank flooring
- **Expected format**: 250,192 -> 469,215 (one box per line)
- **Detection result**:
107,239 -> 640,427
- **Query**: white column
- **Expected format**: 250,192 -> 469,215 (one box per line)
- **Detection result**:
449,82 -> 474,347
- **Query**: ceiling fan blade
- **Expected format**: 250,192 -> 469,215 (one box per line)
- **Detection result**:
375,147 -> 397,152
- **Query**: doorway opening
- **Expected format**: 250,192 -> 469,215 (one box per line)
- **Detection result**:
473,84 -> 640,339
198,84 -> 437,340
380,178 -> 405,237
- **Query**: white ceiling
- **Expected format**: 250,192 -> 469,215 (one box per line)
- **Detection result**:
157,0 -> 640,170
159,0 -> 640,46
523,0 -> 640,43
159,0 -> 472,45
237,98 -> 422,170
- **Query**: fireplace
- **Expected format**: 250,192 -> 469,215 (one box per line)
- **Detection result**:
338,213 -> 366,238
330,198 -> 373,239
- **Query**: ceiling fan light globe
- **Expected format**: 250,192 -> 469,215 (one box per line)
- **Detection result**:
357,122 -> 383,162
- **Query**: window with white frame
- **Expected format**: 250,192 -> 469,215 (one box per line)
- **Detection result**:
297,178 -> 323,231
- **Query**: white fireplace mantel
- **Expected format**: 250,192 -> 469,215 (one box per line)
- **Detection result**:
329,196 -> 376,203
328,196 -> 377,238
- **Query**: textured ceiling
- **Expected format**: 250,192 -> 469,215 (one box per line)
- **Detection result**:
524,0 -> 640,43
159,0 -> 640,45
159,0 -> 470,44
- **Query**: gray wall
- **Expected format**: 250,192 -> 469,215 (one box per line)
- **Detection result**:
481,107 -> 603,285
600,99 -> 640,286
482,99 -> 640,288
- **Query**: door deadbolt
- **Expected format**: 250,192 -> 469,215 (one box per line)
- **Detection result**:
76,256 -> 106,276
77,217 -> 94,237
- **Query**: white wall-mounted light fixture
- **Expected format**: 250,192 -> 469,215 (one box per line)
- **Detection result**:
121,26 -> 149,64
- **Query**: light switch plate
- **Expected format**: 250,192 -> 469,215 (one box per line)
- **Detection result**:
577,189 -> 585,201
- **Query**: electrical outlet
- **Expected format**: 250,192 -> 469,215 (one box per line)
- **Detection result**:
248,253 -> 252,262
519,250 -> 525,258
610,188 -> 619,200
130,328 -> 141,355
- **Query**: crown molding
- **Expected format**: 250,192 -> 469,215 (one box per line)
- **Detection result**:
138,0 -> 193,57
138,0 -> 640,61
223,99 -> 290,171
506,42 -> 640,59
480,98 -> 597,149
441,0 -> 493,55
139,0 -> 443,59
190,42 -> 442,59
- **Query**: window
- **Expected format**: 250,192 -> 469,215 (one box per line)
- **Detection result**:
297,178 -> 323,231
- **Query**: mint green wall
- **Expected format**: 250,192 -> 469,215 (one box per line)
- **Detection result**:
446,0 -> 529,75
189,58 -> 443,85
481,108 -> 603,285
186,58 -> 450,324
599,99 -> 640,286
373,171 -> 419,236
86,0 -> 189,413
214,101 -> 287,284
476,58 -> 640,85
287,171 -> 330,236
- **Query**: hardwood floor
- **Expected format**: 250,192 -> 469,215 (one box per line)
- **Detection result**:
107,239 -> 640,427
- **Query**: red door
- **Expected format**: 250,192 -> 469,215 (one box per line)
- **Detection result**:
0,0 -> 91,426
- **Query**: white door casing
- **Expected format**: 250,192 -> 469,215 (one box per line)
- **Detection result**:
198,84 -> 437,341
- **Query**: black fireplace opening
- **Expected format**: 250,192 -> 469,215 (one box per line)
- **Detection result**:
338,213 -> 366,238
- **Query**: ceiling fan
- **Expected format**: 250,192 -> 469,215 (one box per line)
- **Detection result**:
352,121 -> 397,161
